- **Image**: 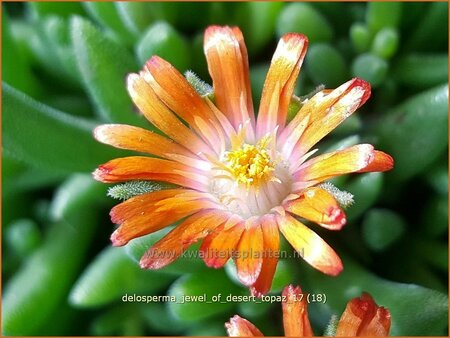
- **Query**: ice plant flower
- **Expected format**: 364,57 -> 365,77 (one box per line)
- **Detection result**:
93,25 -> 394,295
226,285 -> 391,336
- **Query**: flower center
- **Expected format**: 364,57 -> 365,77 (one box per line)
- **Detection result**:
224,137 -> 275,188
209,135 -> 293,219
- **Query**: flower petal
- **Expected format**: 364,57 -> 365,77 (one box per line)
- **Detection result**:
140,210 -> 228,269
283,78 -> 370,163
282,285 -> 313,337
204,26 -> 255,136
294,144 -> 376,186
94,124 -> 210,170
200,219 -> 245,268
225,315 -> 264,337
235,221 -> 264,286
357,150 -> 394,173
284,187 -> 346,230
250,215 -> 279,297
277,214 -> 343,276
127,73 -> 212,156
257,33 -> 308,138
143,56 -> 225,153
110,189 -> 217,246
336,293 -> 391,336
93,156 -> 208,191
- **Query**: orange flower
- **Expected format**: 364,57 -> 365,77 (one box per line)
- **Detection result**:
226,285 -> 391,336
93,25 -> 394,295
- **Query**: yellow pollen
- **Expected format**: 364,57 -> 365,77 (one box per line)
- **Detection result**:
224,137 -> 275,187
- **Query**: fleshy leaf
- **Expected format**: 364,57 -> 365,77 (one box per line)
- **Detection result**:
70,16 -> 146,127
69,246 -> 174,308
2,83 -> 126,172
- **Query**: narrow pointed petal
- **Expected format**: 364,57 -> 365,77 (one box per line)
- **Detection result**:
225,315 -> 264,337
277,214 -> 343,276
127,73 -> 212,156
204,26 -> 255,134
200,220 -> 245,268
140,210 -> 227,269
285,78 -> 371,161
235,222 -> 264,286
257,33 -> 308,138
295,144 -> 376,185
250,215 -> 279,297
336,293 -> 391,336
357,150 -> 394,173
282,285 -> 314,337
143,57 -> 225,153
285,187 -> 346,230
93,156 -> 208,191
110,190 -> 217,246
94,124 -> 210,168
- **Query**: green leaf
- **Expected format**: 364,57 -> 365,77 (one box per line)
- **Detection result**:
2,83 -> 125,172
425,164 -> 448,196
167,269 -> 242,322
306,43 -> 348,87
393,54 -> 448,89
82,2 -> 136,43
375,84 -> 448,181
405,2 -> 448,52
140,302 -> 190,334
235,2 -> 283,55
2,176 -> 99,335
69,246 -> 174,308
349,22 -> 372,53
49,174 -> 108,221
366,2 -> 402,33
371,28 -> 399,60
345,172 -> 384,221
6,219 -> 42,258
362,209 -> 406,251
276,3 -> 333,43
115,2 -> 155,35
70,16 -> 146,127
351,53 -> 388,87
2,10 -> 39,96
28,2 -> 85,19
135,21 -> 190,72
90,304 -> 146,336
303,255 -> 448,336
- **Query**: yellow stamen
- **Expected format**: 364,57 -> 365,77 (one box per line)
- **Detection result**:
224,136 -> 275,187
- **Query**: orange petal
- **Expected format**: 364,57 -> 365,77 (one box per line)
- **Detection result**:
283,78 -> 370,163
282,285 -> 313,336
235,222 -> 264,286
127,73 -> 213,156
200,219 -> 245,268
250,215 -> 279,297
336,293 -> 391,336
257,33 -> 308,138
140,210 -> 227,269
357,150 -> 394,173
94,124 -> 210,169
204,26 -> 255,134
284,187 -> 346,230
277,214 -> 343,276
144,56 -> 225,153
93,156 -> 208,191
110,190 -> 216,246
225,315 -> 264,337
295,144 -> 376,185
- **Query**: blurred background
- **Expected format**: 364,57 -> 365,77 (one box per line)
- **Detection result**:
2,2 -> 448,336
